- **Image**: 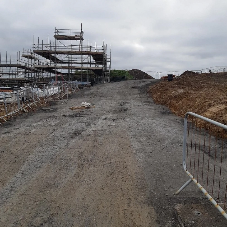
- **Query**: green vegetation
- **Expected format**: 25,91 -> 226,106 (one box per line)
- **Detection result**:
110,70 -> 133,80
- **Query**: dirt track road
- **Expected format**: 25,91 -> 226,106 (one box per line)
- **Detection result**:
0,80 -> 226,226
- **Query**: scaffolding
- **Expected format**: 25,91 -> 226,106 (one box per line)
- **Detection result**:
0,23 -> 111,87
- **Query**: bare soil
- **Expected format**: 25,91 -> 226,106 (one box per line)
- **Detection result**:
0,79 -> 226,226
149,72 -> 227,123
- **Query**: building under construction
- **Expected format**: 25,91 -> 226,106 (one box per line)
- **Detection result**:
0,23 -> 111,87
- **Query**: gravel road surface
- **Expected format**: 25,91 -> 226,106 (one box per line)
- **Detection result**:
0,79 -> 226,226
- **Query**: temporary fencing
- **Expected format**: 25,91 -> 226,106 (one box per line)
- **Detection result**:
0,83 -> 75,124
175,112 -> 227,220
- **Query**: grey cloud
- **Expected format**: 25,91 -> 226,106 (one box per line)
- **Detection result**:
1,0 -> 227,74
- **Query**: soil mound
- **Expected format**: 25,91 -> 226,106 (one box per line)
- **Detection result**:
148,71 -> 227,129
128,69 -> 153,79
180,70 -> 199,76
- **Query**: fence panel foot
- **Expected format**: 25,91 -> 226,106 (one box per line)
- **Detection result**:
175,179 -> 193,195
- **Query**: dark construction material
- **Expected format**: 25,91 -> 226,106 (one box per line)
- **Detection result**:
167,74 -> 173,81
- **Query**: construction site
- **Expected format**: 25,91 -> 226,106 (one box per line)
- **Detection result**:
0,24 -> 111,85
0,24 -> 111,123
1,25 -> 227,226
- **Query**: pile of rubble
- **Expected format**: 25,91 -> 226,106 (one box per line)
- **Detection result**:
148,71 -> 227,134
128,69 -> 154,79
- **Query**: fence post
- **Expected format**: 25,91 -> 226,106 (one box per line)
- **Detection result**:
46,86 -> 49,97
32,88 -> 35,101
23,90 -> 25,103
17,91 -> 20,109
44,85 -> 46,98
3,94 -> 7,114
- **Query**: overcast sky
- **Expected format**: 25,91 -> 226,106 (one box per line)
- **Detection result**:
1,0 -> 227,78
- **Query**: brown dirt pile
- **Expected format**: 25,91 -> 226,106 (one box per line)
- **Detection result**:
128,69 -> 154,79
148,71 -> 227,128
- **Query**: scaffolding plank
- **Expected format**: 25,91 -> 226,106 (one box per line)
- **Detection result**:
54,35 -> 84,41
33,50 -> 105,64
33,50 -> 63,63
34,50 -> 104,56
0,64 -> 31,70
33,65 -> 103,70
0,64 -> 21,67
22,54 -> 38,60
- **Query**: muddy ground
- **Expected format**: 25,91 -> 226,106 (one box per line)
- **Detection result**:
0,79 -> 226,226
